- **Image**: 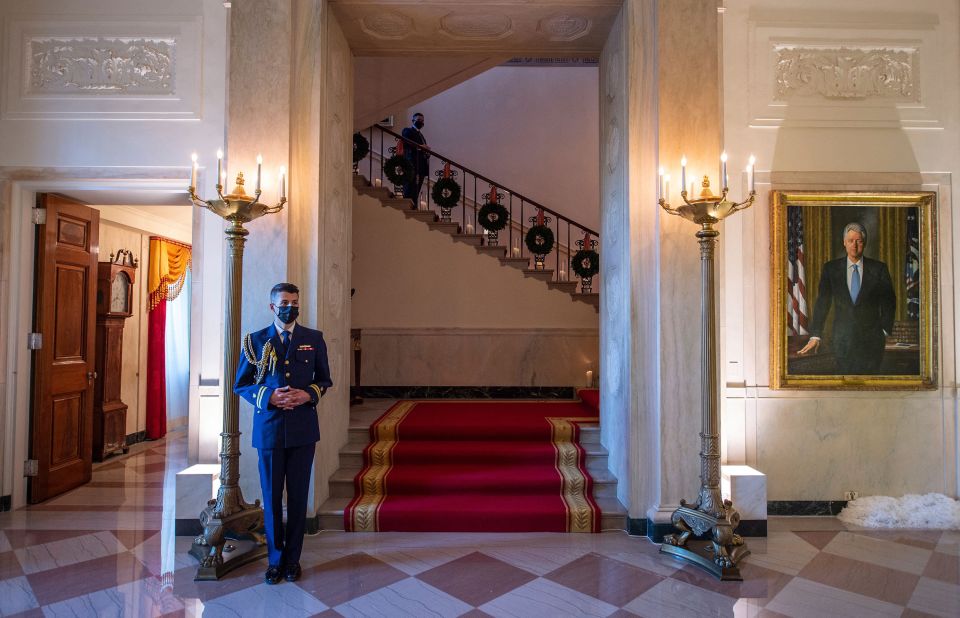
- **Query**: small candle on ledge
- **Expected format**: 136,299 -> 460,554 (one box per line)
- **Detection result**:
373,177 -> 382,187
720,151 -> 728,189
256,154 -> 263,192
190,152 -> 198,188
586,370 -> 594,387
657,166 -> 664,200
559,268 -> 566,280
466,223 -> 474,234
216,148 -> 223,186
680,155 -> 687,191
512,247 -> 520,257
748,154 -> 756,192
279,165 -> 286,200
419,199 -> 427,210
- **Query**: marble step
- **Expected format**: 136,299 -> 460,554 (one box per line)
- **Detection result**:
383,197 -> 415,211
352,174 -> 369,189
346,422 -> 601,446
499,256 -> 531,270
547,280 -> 579,294
405,210 -> 438,223
475,244 -> 507,257
357,185 -> 394,200
572,292 -> 600,308
427,221 -> 461,234
317,494 -> 627,532
522,268 -> 555,282
453,234 -> 484,246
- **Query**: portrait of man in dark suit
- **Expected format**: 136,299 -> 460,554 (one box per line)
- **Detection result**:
798,222 -> 896,374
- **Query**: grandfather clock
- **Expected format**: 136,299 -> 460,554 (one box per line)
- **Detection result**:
94,249 -> 138,461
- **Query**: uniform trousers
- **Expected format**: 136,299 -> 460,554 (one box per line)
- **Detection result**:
257,443 -> 316,567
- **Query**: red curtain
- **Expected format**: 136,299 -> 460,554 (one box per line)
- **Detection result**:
146,300 -> 167,439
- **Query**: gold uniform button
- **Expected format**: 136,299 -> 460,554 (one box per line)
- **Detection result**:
285,360 -> 290,365
285,372 -> 291,378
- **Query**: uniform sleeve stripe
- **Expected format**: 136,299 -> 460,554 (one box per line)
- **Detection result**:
310,384 -> 323,401
256,386 -> 267,409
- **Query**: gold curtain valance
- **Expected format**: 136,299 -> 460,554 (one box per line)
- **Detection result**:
148,236 -> 192,311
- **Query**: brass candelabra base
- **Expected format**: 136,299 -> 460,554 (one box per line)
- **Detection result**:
660,500 -> 750,580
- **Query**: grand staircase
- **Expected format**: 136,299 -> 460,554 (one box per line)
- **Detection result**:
317,399 -> 628,531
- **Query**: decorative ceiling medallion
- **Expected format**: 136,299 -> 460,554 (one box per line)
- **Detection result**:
28,37 -> 174,95
439,13 -> 513,40
359,12 -> 414,40
774,46 -> 918,101
538,14 -> 592,42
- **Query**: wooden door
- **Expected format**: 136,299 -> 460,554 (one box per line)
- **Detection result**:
29,194 -> 99,502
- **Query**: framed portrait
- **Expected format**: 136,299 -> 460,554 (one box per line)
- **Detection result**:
770,191 -> 938,390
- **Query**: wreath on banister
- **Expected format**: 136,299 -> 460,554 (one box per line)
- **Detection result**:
383,154 -> 414,186
478,201 -> 509,232
353,133 -> 369,164
525,225 -> 555,255
431,177 -> 461,209
571,249 -> 600,278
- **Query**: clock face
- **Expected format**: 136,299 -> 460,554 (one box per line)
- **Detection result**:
110,272 -> 131,314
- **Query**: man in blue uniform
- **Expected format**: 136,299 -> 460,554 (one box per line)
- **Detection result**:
234,282 -> 332,584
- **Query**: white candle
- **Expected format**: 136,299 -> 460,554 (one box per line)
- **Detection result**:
216,149 -> 223,187
373,177 -> 381,187
586,370 -> 594,387
419,199 -> 427,210
664,175 -> 670,203
190,152 -> 198,188
720,151 -> 728,189
512,247 -> 520,257
279,165 -> 286,200
466,223 -> 474,234
748,154 -> 756,192
220,170 -> 227,190
680,155 -> 687,192
256,154 -> 263,191
559,269 -> 566,280
658,166 -> 664,200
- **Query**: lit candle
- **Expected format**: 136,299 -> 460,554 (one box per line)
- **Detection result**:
748,154 -> 756,192
216,149 -> 224,187
190,152 -> 198,188
466,223 -> 474,234
220,170 -> 227,190
658,166 -> 664,200
512,247 -> 520,257
278,166 -> 286,200
586,370 -> 594,387
419,199 -> 427,210
256,154 -> 263,192
680,156 -> 687,192
559,269 -> 566,280
373,177 -> 381,188
720,151 -> 728,189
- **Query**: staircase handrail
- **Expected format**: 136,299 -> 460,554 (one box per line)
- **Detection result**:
371,124 -> 600,237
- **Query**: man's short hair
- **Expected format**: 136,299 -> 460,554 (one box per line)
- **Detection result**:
842,222 -> 867,244
412,112 -> 424,120
270,282 -> 299,303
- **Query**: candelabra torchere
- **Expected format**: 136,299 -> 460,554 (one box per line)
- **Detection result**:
187,155 -> 287,580
657,165 -> 755,581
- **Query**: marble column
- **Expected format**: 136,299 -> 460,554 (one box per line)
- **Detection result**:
600,0 -> 722,532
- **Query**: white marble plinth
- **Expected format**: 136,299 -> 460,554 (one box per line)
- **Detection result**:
175,464 -> 221,520
721,465 -> 766,521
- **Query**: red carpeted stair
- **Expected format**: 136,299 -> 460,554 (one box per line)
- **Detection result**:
345,400 -> 601,532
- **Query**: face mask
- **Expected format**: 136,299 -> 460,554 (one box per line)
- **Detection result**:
275,305 -> 299,325
414,120 -> 424,129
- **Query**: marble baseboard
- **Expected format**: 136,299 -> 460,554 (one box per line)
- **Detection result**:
768,501 -> 849,516
628,517 -> 767,541
0,494 -> 10,512
125,430 -> 146,445
352,386 -> 576,399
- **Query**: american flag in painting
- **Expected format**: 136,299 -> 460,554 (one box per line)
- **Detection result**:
786,206 -> 808,335
906,208 -> 920,319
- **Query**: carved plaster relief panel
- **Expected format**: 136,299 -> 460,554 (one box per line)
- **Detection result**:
359,11 -> 413,40
747,10 -> 941,128
538,15 -> 592,42
3,17 -> 201,119
439,13 -> 513,40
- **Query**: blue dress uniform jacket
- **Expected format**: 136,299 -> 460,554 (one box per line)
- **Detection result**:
234,323 -> 333,449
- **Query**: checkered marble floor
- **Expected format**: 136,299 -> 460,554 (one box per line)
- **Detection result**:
0,430 -> 957,617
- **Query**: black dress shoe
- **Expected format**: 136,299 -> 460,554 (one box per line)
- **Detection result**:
284,563 -> 302,582
264,566 -> 283,585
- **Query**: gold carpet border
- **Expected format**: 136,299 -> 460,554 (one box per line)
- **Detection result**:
548,416 -> 600,533
348,401 -> 416,532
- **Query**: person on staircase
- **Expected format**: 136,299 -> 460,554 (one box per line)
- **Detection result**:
234,282 -> 333,585
402,112 -> 430,204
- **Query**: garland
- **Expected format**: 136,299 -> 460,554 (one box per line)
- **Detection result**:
478,202 -> 509,232
383,154 -> 414,186
353,133 -> 369,163
431,177 -> 461,208
525,225 -> 555,255
571,249 -> 600,278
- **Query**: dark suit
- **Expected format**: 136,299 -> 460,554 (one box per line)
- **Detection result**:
808,257 -> 896,374
401,126 -> 429,200
234,323 -> 332,567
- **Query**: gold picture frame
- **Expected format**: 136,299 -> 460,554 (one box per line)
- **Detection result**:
770,191 -> 938,390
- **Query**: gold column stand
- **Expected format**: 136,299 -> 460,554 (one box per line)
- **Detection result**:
658,177 -> 754,581
188,174 -> 285,580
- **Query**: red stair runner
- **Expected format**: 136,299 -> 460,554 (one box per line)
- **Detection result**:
345,400 -> 601,532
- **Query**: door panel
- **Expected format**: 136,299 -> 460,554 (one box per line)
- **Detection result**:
30,193 -> 99,503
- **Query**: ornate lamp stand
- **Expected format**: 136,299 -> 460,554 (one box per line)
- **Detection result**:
658,172 -> 755,580
187,164 -> 286,580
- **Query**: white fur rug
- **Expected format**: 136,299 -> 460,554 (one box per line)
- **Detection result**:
838,493 -> 960,529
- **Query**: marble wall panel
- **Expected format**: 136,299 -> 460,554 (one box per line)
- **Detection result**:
358,329 -> 599,387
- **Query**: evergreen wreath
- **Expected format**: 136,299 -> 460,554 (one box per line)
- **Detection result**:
478,202 -> 509,232
353,133 -> 369,163
431,177 -> 461,208
383,154 -> 414,186
571,249 -> 600,278
525,225 -> 555,255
